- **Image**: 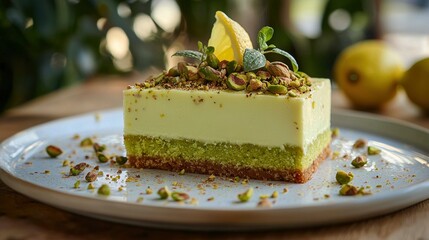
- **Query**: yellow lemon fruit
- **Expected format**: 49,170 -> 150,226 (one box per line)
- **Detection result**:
334,40 -> 405,109
208,11 -> 253,65
401,57 -> 429,111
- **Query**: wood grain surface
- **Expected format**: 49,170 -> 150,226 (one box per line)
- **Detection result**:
1,77 -> 428,240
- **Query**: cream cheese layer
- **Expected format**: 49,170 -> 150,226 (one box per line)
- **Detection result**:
123,78 -> 330,151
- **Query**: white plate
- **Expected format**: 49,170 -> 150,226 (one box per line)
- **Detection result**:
0,108 -> 428,230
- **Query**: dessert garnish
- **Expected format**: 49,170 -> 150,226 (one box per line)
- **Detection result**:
351,155 -> 367,168
136,26 -> 312,96
336,170 -> 354,185
46,145 -> 63,158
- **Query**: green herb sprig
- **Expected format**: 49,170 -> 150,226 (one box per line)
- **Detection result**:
243,26 -> 298,72
172,41 -> 214,64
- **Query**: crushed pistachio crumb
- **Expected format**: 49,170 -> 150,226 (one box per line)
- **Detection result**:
368,146 -> 381,155
97,184 -> 111,196
46,145 -> 63,158
238,188 -> 253,202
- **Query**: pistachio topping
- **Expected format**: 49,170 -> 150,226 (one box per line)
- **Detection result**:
157,186 -> 170,199
93,143 -> 106,153
97,184 -> 111,196
97,153 -> 108,163
69,162 -> 88,176
336,170 -> 354,184
351,155 -> 368,168
339,184 -> 359,196
115,156 -> 128,165
227,73 -> 248,91
353,139 -> 367,149
85,170 -> 98,182
131,39 -> 311,96
267,85 -> 287,95
80,138 -> 93,147
46,145 -> 63,158
367,146 -> 381,155
331,128 -> 340,138
171,192 -> 190,202
237,187 -> 254,202
73,180 -> 81,189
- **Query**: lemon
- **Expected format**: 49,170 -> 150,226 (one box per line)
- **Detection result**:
401,57 -> 429,111
208,11 -> 253,65
334,40 -> 405,109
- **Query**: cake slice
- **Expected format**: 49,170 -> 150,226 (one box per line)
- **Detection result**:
123,11 -> 331,183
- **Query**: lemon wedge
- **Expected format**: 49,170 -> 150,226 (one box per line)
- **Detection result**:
208,11 -> 253,65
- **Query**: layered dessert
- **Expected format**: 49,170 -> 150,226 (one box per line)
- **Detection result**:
123,11 -> 331,183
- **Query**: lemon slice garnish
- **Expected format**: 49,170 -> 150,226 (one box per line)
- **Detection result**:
208,11 -> 253,65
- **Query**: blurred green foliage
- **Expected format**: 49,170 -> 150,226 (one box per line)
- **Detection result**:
0,0 -> 172,112
0,0 -> 378,112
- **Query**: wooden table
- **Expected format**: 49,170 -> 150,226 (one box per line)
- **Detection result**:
1,77 -> 428,239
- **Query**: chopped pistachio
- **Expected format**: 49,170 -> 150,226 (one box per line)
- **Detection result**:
97,184 -> 111,196
146,187 -> 153,195
69,162 -> 88,176
256,70 -> 271,80
331,128 -> 340,138
368,146 -> 381,155
266,61 -> 290,78
259,194 -> 269,199
208,174 -> 216,182
62,160 -> 70,167
167,66 -> 179,77
198,66 -> 222,81
351,155 -> 367,168
87,183 -> 95,190
115,156 -> 128,165
226,60 -> 238,74
157,186 -> 170,199
73,180 -> 81,189
271,190 -> 279,199
187,66 -> 199,81
353,139 -> 366,149
288,89 -> 299,97
247,79 -> 263,91
226,73 -> 247,91
237,187 -> 253,202
336,170 -> 354,185
97,153 -> 108,163
339,184 -> 359,196
267,85 -> 287,95
46,145 -> 63,158
178,169 -> 185,175
93,143 -> 106,153
246,71 -> 257,80
80,138 -> 93,147
171,192 -> 190,202
85,170 -> 98,182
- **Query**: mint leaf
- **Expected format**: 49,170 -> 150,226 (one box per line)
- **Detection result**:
172,50 -> 203,60
266,48 -> 299,72
243,48 -> 266,72
258,26 -> 274,51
